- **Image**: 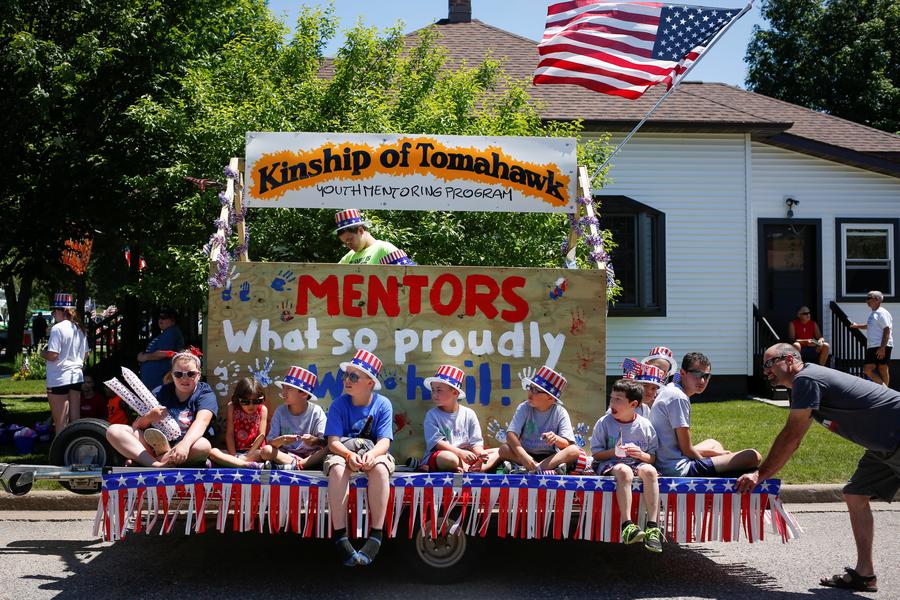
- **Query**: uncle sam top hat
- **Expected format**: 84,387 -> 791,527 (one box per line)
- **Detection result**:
274,366 -> 319,401
334,209 -> 372,234
423,364 -> 466,399
51,293 -> 76,310
380,250 -> 417,266
339,349 -> 383,390
521,365 -> 568,404
641,346 -> 677,377
623,358 -> 665,388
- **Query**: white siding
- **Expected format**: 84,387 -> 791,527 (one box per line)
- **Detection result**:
750,143 -> 900,345
587,133 -> 751,375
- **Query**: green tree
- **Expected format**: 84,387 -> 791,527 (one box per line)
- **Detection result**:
131,7 -> 613,305
745,0 -> 900,133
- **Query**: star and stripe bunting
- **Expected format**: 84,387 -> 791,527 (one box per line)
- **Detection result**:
534,1 -> 750,99
95,470 -> 801,545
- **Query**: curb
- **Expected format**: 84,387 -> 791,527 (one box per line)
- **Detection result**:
3,484 -> 883,512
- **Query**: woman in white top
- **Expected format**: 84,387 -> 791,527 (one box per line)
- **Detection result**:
40,293 -> 89,433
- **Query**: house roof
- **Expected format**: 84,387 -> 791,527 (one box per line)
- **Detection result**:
386,18 -> 900,177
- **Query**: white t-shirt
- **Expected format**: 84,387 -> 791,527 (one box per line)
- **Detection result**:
45,320 -> 88,387
866,307 -> 894,348
422,404 -> 484,454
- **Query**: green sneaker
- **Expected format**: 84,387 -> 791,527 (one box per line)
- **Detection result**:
621,523 -> 644,545
643,526 -> 663,553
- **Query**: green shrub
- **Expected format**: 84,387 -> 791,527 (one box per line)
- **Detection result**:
12,344 -> 47,381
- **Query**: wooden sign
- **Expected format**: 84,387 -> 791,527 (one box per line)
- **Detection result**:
244,132 -> 578,213
206,262 -> 606,461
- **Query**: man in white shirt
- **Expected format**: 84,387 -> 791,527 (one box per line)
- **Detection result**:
851,290 -> 893,387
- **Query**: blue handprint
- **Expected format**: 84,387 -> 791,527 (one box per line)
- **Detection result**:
249,357 -> 275,387
221,266 -> 240,301
573,421 -> 590,448
271,270 -> 296,292
382,368 -> 398,391
239,282 -> 251,301
221,287 -> 232,302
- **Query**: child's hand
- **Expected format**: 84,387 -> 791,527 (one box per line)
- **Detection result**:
275,434 -> 298,446
146,406 -> 167,423
541,432 -> 559,447
527,458 -> 540,472
347,452 -> 364,472
624,444 -> 643,459
458,449 -> 477,464
300,434 -> 319,446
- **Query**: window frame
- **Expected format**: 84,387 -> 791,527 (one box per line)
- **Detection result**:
596,195 -> 667,317
835,218 -> 900,301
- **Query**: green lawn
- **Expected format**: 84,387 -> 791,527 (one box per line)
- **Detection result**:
0,395 -> 59,490
692,400 -> 860,484
0,378 -> 47,395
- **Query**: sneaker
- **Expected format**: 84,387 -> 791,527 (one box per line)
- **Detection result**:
143,427 -> 171,456
555,464 -> 568,475
498,461 -> 514,474
509,466 -> 529,475
643,526 -> 663,553
621,523 -> 645,545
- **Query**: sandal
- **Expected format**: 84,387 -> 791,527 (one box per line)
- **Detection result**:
820,567 -> 878,592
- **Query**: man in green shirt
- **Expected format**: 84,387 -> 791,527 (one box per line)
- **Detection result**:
335,208 -> 401,265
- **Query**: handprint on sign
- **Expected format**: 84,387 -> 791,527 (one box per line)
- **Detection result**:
517,366 -> 536,387
573,422 -> 590,448
577,345 -> 598,374
249,357 -> 275,387
393,410 -> 413,437
279,301 -> 295,323
486,418 -> 509,444
239,282 -> 251,302
220,265 -> 240,302
212,360 -> 241,397
570,307 -> 586,335
382,367 -> 398,391
271,270 -> 296,292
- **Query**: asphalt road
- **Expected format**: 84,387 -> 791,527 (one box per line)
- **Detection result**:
0,504 -> 896,599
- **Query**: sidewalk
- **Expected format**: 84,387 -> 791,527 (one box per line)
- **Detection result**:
3,483 -> 894,511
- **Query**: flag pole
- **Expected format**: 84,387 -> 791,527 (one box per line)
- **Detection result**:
589,1 -> 754,184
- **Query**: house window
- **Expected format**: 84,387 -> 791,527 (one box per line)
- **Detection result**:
837,219 -> 900,299
597,195 -> 666,316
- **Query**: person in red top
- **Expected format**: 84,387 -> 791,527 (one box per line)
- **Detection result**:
788,305 -> 830,365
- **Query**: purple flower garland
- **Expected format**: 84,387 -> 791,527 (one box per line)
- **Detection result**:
562,196 -> 616,289
204,166 -> 249,288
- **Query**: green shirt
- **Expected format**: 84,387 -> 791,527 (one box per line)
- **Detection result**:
339,239 -> 400,265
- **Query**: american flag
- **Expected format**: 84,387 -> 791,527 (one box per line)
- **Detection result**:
534,1 -> 749,99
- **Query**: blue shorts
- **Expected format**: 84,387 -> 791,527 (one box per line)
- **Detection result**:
682,457 -> 716,477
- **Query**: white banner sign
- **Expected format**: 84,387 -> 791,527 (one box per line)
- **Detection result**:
244,132 -> 577,213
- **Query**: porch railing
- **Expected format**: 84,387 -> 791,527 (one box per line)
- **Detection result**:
751,304 -> 781,395
829,301 -> 867,377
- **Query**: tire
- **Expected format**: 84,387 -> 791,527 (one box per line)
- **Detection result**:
49,418 -> 123,494
406,517 -> 482,584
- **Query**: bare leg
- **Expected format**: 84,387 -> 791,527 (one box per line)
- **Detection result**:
434,450 -> 463,472
365,459 -> 391,529
47,393 -> 70,434
327,463 -> 351,531
478,448 -> 501,472
844,493 -> 876,578
818,343 -> 830,366
877,364 -> 890,388
610,464 -> 634,524
539,445 -> 580,471
636,464 -> 660,523
302,446 -> 328,470
68,389 -> 81,423
208,447 -> 253,467
711,448 -> 762,473
864,363 -> 884,385
694,439 -> 725,456
106,424 -> 157,466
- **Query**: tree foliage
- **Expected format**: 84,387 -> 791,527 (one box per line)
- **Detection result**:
746,0 -> 900,133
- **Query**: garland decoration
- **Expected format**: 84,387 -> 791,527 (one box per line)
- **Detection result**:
203,165 -> 249,288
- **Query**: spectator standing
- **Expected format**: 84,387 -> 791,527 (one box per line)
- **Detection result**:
41,293 -> 88,433
850,291 -> 893,386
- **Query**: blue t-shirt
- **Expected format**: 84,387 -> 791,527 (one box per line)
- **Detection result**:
140,325 -> 185,389
155,381 -> 218,440
324,393 -> 394,443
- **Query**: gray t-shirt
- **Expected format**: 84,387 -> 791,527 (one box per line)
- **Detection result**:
791,363 -> 900,452
507,400 -> 575,455
268,403 -> 327,455
648,384 -> 693,475
423,405 -> 484,454
590,413 -> 658,473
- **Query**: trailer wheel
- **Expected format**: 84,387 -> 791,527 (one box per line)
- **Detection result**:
409,519 -> 480,583
5,472 -> 34,497
49,418 -> 122,494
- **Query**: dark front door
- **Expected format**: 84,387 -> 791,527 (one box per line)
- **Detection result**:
758,219 -> 822,340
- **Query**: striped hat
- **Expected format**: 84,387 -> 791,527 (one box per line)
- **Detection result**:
521,365 -> 568,403
51,293 -> 75,309
423,365 -> 466,399
641,346 -> 677,377
339,349 -> 383,390
623,358 -> 665,388
379,250 -> 417,266
334,208 -> 371,234
274,366 -> 318,400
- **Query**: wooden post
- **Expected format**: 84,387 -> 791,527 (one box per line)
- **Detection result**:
565,165 -> 607,272
235,158 -> 249,262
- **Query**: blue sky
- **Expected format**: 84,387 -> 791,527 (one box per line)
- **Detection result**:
268,0 -> 766,88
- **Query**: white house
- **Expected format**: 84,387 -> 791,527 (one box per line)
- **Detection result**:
420,2 -> 900,395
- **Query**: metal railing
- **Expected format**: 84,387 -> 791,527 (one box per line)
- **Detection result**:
830,301 -> 867,377
752,304 -> 781,395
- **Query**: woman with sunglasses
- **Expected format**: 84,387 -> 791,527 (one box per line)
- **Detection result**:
208,377 -> 268,468
106,349 -> 217,467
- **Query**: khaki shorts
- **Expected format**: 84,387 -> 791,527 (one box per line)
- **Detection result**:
843,446 -> 900,501
323,452 -> 395,476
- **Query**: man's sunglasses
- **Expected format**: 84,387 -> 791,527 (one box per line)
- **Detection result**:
762,355 -> 788,369
239,396 -> 265,406
343,372 -> 362,383
685,369 -> 712,381
172,370 -> 199,379
798,311 -> 810,315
